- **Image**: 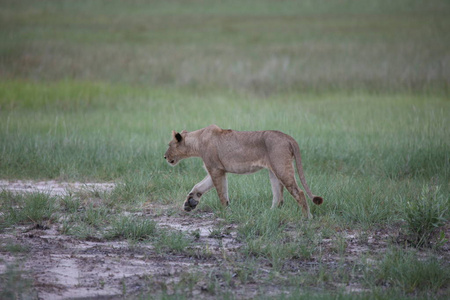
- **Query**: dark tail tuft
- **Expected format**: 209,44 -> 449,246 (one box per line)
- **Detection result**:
313,196 -> 323,205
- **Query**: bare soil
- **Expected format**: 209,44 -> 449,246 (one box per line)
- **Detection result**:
0,181 -> 249,299
0,180 -> 115,197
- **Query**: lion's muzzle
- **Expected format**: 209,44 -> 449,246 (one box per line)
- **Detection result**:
164,155 -> 176,165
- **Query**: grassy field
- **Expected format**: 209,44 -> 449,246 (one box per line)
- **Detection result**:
1,0 -> 449,299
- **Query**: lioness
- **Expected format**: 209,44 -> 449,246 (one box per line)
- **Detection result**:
164,125 -> 323,218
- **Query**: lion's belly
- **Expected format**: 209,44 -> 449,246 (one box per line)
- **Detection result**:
222,159 -> 267,175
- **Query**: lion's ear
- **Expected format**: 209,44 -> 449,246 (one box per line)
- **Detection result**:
175,132 -> 183,142
172,130 -> 184,142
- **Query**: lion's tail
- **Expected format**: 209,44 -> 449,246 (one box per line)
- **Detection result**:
291,141 -> 323,205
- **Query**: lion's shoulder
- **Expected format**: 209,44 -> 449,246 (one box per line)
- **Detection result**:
206,124 -> 224,132
204,124 -> 232,135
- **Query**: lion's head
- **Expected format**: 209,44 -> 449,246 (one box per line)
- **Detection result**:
164,130 -> 189,166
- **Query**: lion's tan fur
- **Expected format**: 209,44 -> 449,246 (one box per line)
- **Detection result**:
164,124 -> 323,218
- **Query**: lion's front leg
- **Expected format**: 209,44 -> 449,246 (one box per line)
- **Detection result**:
208,169 -> 229,207
184,175 -> 214,211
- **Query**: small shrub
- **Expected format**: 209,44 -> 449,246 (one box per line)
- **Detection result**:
404,185 -> 448,247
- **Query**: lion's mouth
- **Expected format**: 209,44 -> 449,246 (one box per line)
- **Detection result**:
167,159 -> 177,166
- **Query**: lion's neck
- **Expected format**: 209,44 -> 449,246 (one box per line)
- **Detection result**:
184,129 -> 203,157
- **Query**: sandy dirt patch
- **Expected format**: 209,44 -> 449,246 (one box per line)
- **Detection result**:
0,180 -> 115,197
0,213 -> 246,299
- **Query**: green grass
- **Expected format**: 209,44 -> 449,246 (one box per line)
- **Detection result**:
0,0 -> 449,299
106,214 -> 192,253
367,248 -> 450,294
0,191 -> 58,229
1,81 -> 448,236
107,215 -> 157,242
0,263 -> 36,300
0,241 -> 30,254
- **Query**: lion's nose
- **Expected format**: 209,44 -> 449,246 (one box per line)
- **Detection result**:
164,156 -> 166,159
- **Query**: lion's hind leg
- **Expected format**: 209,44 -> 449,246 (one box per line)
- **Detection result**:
271,164 -> 312,219
269,170 -> 284,208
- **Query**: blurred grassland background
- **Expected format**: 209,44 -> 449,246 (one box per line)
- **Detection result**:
1,0 -> 449,93
0,0 -> 449,213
